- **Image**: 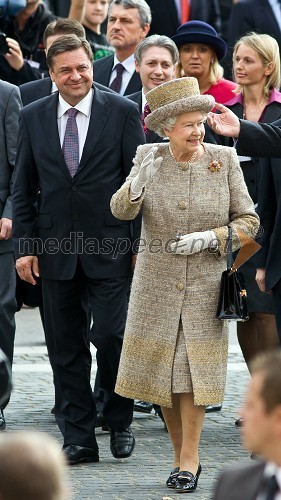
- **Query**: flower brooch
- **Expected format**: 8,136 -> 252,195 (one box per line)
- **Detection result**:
208,160 -> 222,173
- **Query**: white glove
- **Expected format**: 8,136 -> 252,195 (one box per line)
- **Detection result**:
130,147 -> 163,200
170,230 -> 218,255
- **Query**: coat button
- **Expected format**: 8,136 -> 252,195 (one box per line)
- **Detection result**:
181,164 -> 188,171
176,282 -> 184,291
72,186 -> 77,191
178,201 -> 187,210
73,214 -> 79,221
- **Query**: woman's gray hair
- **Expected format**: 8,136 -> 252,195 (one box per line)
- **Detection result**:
134,35 -> 179,65
154,116 -> 177,138
108,0 -> 151,27
153,112 -> 207,138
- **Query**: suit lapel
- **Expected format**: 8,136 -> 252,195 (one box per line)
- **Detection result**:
77,86 -> 112,172
94,55 -> 114,86
124,71 -> 142,95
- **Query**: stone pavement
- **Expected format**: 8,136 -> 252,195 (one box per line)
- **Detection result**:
4,307 -> 251,500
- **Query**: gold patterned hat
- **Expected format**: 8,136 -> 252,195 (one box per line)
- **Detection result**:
145,77 -> 214,132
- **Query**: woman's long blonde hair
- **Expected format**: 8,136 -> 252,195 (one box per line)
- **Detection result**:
233,32 -> 281,98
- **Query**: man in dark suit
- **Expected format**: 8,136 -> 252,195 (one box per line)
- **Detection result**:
93,0 -> 151,95
146,0 -> 222,39
13,35 -> 145,465
213,350 -> 281,500
225,0 -> 281,79
0,81 -> 22,431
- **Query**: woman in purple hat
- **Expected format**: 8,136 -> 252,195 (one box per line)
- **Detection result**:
171,20 -> 236,106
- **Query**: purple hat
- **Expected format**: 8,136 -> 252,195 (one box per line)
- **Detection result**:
171,20 -> 227,61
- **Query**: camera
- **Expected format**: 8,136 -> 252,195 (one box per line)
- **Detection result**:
0,32 -> 9,55
0,0 -> 26,18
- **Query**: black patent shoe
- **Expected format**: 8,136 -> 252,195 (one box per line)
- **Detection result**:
133,400 -> 153,413
175,464 -> 202,493
235,417 -> 243,427
0,409 -> 6,431
166,467 -> 180,488
205,404 -> 222,413
62,444 -> 99,465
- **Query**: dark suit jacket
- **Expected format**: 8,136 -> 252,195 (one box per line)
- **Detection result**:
12,86 -> 145,280
237,119 -> 281,158
126,91 -> 164,143
213,461 -> 268,500
146,0 -> 221,38
228,0 -> 281,50
93,54 -> 142,95
19,78 -> 114,106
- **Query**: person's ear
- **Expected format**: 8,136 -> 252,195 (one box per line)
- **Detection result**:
164,128 -> 170,137
49,68 -> 55,82
135,60 -> 140,74
265,62 -> 274,76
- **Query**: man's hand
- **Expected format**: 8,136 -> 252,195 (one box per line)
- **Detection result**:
16,256 -> 40,285
171,230 -> 218,255
130,147 -> 163,200
207,102 -> 241,137
4,38 -> 24,71
0,218 -> 12,240
255,268 -> 271,294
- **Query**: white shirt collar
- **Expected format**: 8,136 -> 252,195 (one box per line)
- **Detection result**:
58,88 -> 94,119
113,53 -> 135,75
141,88 -> 147,114
264,462 -> 281,494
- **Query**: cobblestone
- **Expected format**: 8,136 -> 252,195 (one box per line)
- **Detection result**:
3,309 -> 251,500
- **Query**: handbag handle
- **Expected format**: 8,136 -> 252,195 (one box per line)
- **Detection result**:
227,226 -> 234,270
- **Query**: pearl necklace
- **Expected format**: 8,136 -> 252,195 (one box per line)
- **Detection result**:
169,144 -> 198,163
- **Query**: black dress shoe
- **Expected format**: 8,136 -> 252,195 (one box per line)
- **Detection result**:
110,427 -> 135,459
175,464 -> 202,493
95,411 -> 109,431
205,404 -> 222,413
133,400 -> 153,413
62,444 -> 99,465
166,467 -> 180,488
235,417 -> 243,427
0,409 -> 6,431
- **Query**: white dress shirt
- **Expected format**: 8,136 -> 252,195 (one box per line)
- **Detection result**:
109,53 -> 136,95
141,88 -> 147,115
256,462 -> 281,500
268,0 -> 281,31
57,88 -> 94,163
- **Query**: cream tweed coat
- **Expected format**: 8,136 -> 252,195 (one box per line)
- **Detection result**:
110,143 -> 259,407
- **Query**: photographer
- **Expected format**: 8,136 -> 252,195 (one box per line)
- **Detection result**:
0,0 -> 55,85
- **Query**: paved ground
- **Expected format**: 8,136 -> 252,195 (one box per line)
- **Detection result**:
4,307 -> 251,500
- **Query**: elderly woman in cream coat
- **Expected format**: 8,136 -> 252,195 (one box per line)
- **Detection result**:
110,77 -> 259,493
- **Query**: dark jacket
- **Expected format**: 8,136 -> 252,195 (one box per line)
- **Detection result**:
0,3 -> 55,85
12,86 -> 145,279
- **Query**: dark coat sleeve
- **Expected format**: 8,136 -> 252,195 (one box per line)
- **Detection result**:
237,119 -> 281,157
255,159 -> 277,269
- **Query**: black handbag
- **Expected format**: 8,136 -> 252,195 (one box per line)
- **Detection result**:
216,227 -> 249,321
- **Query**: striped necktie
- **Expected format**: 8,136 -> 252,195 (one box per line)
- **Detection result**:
62,108 -> 79,177
109,63 -> 124,93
